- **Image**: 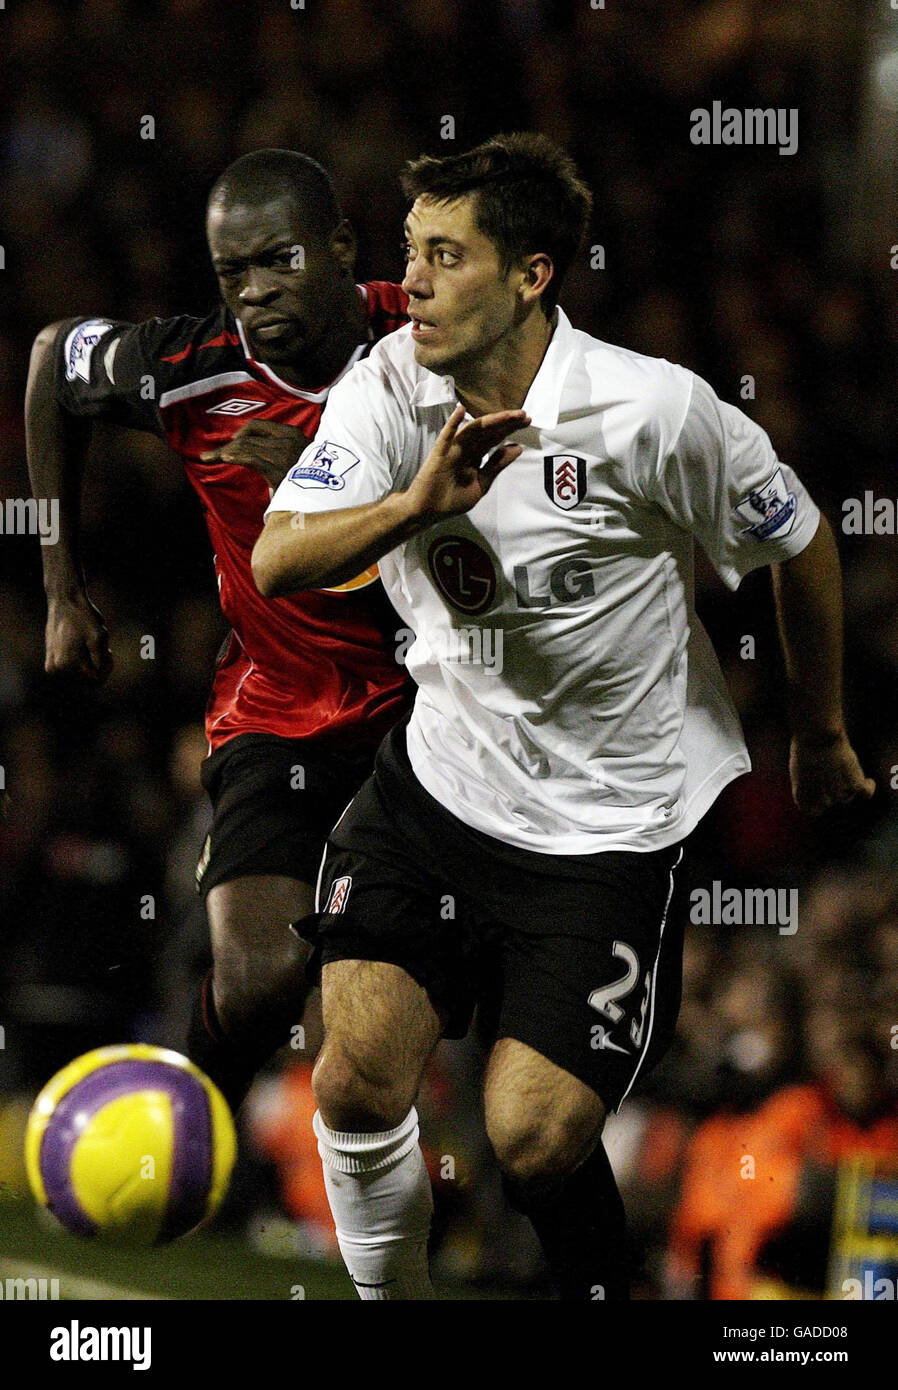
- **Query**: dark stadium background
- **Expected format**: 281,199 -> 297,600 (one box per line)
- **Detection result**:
0,0 -> 895,1299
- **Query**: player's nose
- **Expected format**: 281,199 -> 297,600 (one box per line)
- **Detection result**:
239,272 -> 280,306
401,256 -> 431,300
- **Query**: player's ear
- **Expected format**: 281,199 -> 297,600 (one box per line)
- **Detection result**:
330,219 -> 357,278
519,253 -> 553,307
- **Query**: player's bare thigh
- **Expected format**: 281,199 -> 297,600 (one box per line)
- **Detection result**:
206,874 -> 313,1026
313,959 -> 444,1132
483,1037 -> 606,1188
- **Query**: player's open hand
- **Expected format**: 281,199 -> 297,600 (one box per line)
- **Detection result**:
405,405 -> 529,520
201,421 -> 310,489
789,730 -> 876,816
45,593 -> 113,683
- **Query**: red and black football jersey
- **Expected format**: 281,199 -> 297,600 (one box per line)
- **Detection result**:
54,283 -> 411,752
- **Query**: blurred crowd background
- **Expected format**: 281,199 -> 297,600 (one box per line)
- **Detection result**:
0,0 -> 896,1298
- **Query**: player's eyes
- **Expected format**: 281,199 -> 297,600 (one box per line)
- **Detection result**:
401,244 -> 458,266
216,266 -> 242,282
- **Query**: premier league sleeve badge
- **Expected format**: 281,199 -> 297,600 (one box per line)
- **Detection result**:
735,467 -> 797,540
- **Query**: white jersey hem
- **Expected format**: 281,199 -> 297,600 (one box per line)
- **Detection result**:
407,745 -> 750,856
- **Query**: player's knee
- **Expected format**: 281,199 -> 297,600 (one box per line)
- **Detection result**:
312,1041 -> 414,1133
212,967 -> 282,1038
213,968 -> 266,1036
212,940 -> 307,1036
487,1099 -> 602,1188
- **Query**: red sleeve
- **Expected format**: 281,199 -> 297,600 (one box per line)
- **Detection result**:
361,281 -> 409,342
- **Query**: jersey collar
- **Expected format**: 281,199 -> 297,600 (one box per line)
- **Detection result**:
410,308 -> 575,429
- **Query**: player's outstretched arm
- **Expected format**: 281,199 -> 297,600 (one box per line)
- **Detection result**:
253,406 -> 528,596
771,512 -> 875,815
25,322 -> 112,682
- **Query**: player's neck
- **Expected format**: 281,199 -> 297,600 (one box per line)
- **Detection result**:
454,309 -> 556,419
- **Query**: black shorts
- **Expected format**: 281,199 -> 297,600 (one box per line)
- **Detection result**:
195,733 -> 376,897
312,718 -> 691,1113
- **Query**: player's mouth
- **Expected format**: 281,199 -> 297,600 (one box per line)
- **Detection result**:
250,317 -> 295,342
411,315 -> 439,341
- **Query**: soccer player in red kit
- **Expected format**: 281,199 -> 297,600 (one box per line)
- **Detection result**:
26,149 -> 410,1108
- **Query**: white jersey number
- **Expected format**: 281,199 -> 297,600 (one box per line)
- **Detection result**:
587,941 -> 639,1022
588,941 -> 653,1052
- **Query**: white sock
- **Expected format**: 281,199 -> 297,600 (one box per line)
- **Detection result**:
313,1107 -> 435,1300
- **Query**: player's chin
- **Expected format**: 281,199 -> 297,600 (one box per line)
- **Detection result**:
249,325 -> 303,360
412,339 -> 455,374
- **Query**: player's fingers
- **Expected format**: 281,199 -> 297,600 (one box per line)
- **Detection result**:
481,408 -> 530,430
232,423 -> 279,444
434,405 -> 467,452
77,645 -> 102,680
826,764 -> 875,805
234,420 -> 281,435
466,408 -> 530,435
214,445 -> 255,462
459,409 -> 529,444
253,421 -> 307,440
200,449 -> 225,462
46,636 -> 85,676
457,413 -> 530,462
88,631 -> 114,682
844,775 -> 876,803
804,773 -> 875,814
238,454 -> 281,473
480,444 -> 523,486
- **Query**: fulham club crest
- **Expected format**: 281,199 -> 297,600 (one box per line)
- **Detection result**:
326,875 -> 352,914
544,455 -> 587,510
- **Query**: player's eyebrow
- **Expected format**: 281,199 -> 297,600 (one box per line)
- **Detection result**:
213,240 -> 298,270
255,238 -> 299,256
402,224 -> 465,251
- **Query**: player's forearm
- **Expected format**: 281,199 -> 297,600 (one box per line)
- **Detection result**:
253,491 -> 429,597
771,513 -> 846,742
25,322 -> 92,598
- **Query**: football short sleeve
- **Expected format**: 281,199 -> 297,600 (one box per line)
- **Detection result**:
266,366 -> 398,517
651,373 -> 820,590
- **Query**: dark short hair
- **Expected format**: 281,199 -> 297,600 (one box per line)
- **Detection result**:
208,149 -> 342,237
400,132 -> 592,315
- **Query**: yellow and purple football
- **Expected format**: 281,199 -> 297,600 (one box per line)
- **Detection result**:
24,1044 -> 236,1246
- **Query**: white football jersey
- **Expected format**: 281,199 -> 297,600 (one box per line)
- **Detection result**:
267,310 -> 819,854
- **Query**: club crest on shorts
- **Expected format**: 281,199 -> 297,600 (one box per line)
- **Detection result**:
544,455 -> 587,510
195,833 -> 212,891
327,875 -> 352,914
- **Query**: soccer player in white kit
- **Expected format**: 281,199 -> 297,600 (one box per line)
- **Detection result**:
253,134 -> 874,1300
